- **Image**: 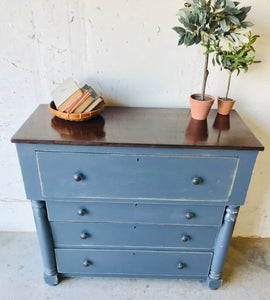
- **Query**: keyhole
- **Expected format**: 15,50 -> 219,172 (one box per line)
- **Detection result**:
137,158 -> 139,162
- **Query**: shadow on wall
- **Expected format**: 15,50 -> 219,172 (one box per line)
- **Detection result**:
227,15 -> 270,236
234,110 -> 270,236
252,18 -> 270,66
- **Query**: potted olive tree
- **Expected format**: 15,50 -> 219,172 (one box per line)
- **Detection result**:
173,0 -> 253,120
211,33 -> 260,115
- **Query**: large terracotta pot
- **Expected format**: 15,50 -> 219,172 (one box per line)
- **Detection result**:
190,94 -> 215,120
217,96 -> 236,115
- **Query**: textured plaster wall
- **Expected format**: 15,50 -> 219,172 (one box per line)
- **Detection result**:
0,0 -> 269,236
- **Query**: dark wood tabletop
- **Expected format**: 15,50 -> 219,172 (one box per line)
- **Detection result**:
11,105 -> 264,151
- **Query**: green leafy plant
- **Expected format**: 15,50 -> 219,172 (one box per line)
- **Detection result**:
211,33 -> 261,100
173,0 -> 253,101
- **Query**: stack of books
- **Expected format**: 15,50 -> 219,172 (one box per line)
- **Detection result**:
51,78 -> 104,114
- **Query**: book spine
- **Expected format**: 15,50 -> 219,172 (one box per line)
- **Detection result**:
64,89 -> 90,113
82,98 -> 104,113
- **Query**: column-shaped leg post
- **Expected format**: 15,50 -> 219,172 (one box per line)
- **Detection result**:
31,200 -> 60,285
206,205 -> 239,290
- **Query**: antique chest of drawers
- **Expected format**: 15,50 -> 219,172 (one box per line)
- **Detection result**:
11,106 -> 264,289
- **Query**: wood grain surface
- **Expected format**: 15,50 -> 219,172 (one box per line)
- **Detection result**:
11,105 -> 264,150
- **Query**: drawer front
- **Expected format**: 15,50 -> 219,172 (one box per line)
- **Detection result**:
47,201 -> 225,226
55,249 -> 212,277
37,151 -> 237,201
51,222 -> 218,249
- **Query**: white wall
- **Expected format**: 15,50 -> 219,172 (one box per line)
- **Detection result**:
0,0 -> 269,236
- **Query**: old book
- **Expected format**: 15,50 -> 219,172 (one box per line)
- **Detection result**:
58,89 -> 83,112
73,95 -> 95,113
51,78 -> 80,110
65,89 -> 91,113
83,98 -> 104,113
83,84 -> 100,102
72,84 -> 104,113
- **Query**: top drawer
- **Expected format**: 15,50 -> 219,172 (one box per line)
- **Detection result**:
36,151 -> 237,201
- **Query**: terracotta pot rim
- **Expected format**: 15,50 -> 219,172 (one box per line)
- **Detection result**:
190,93 -> 215,102
218,96 -> 236,102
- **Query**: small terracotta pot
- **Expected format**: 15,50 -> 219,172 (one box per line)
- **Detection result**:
190,94 -> 215,120
217,97 -> 236,115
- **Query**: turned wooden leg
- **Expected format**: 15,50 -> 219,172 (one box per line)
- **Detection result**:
31,200 -> 60,285
206,205 -> 239,290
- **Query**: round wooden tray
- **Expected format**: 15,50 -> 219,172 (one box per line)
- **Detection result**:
49,101 -> 105,122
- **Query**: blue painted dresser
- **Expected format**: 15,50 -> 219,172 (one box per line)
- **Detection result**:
11,106 -> 264,289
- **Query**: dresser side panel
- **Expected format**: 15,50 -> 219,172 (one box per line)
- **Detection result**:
16,144 -> 45,200
228,151 -> 258,205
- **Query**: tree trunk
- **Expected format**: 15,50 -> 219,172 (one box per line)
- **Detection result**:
225,72 -> 232,101
201,42 -> 210,101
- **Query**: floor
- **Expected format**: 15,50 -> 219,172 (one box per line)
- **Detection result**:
0,233 -> 269,300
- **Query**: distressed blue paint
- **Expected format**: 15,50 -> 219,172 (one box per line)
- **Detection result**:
55,249 -> 213,277
206,206 -> 239,289
60,273 -> 207,280
31,201 -> 60,285
227,151 -> 258,205
37,151 -> 237,200
16,144 -> 42,200
50,222 -> 218,249
16,143 -> 258,206
47,201 -> 225,226
15,142 -> 260,288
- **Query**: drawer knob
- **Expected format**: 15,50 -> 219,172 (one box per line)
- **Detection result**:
181,235 -> 190,242
73,173 -> 83,182
83,260 -> 92,267
80,232 -> 89,239
185,212 -> 195,220
192,177 -> 202,185
177,263 -> 186,270
77,209 -> 88,216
